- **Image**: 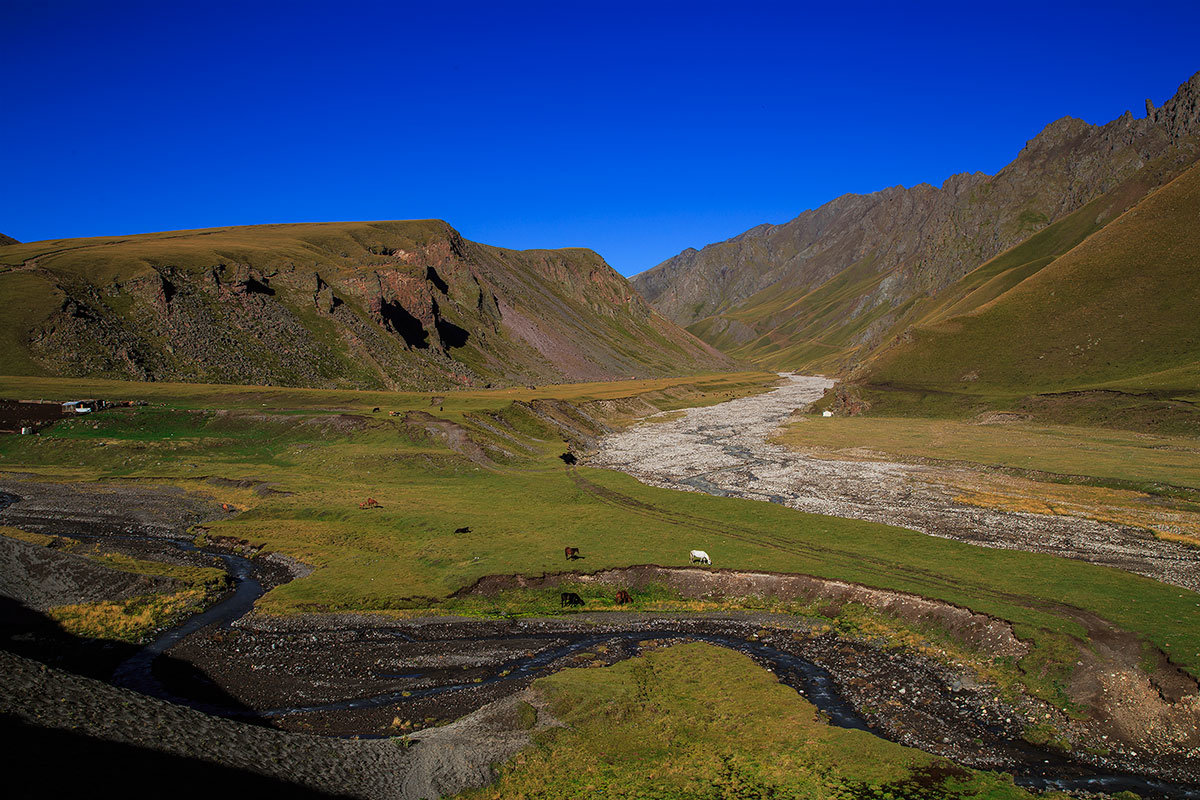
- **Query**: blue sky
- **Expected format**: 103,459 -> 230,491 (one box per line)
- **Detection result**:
3,1 -> 1198,276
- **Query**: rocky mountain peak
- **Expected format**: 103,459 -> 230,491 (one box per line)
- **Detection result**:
1016,116 -> 1094,160
1147,70 -> 1200,142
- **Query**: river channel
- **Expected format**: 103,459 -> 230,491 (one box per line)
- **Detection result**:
3,417 -> 1199,800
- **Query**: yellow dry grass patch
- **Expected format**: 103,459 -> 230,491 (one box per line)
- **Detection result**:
47,588 -> 209,642
928,468 -> 1200,547
777,416 -> 1200,489
0,525 -> 55,546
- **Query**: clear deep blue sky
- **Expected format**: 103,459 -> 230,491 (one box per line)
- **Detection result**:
3,1 -> 1198,276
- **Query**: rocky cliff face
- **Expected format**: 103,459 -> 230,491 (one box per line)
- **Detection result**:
0,220 -> 736,389
633,72 -> 1200,370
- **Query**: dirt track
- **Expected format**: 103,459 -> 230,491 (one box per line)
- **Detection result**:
589,373 -> 1200,591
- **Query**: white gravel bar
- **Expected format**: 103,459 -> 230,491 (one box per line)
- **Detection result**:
590,374 -> 1200,592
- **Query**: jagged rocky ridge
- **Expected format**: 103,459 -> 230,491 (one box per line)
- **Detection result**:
0,220 -> 736,389
634,72 -> 1200,372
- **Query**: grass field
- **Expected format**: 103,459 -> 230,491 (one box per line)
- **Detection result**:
2,372 -> 1199,704
462,642 -> 1054,800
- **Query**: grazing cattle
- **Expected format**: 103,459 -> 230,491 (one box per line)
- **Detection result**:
689,549 -> 711,565
565,546 -> 580,560
372,407 -> 380,413
615,590 -> 632,605
359,498 -> 380,509
560,592 -> 584,607
559,452 -> 577,465
455,526 -> 471,534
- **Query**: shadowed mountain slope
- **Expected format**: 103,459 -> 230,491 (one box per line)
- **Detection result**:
634,72 -> 1200,375
0,233 -> 18,247
0,220 -> 736,389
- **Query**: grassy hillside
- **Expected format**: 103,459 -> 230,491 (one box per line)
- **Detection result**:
464,643 -> 1048,800
851,159 -> 1200,426
0,220 -> 736,389
639,73 -> 1200,387
690,146 -> 1195,379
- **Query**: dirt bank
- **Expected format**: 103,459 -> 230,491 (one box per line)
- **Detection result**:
0,475 -> 232,539
588,374 -> 1200,592
456,564 -> 1026,657
0,532 -> 179,610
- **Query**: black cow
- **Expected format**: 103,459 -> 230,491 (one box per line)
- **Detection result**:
560,592 -> 584,607
455,526 -> 471,534
559,452 -> 577,465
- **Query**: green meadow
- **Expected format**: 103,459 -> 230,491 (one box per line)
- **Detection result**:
2,371 -> 1199,703
462,643 -> 1055,800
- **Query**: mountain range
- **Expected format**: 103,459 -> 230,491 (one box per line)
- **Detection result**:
0,221 -> 735,389
854,154 -> 1200,424
3,72 -> 1198,410
634,72 -> 1200,385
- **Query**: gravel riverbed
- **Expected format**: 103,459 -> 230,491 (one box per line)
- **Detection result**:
589,374 -> 1200,591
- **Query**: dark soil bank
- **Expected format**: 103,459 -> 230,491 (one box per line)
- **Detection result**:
176,612 -> 1200,797
0,476 -> 232,539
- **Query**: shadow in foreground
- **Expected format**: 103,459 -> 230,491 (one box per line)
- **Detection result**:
1,713 -> 356,800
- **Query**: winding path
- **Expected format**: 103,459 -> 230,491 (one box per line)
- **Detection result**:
590,374 -> 1200,591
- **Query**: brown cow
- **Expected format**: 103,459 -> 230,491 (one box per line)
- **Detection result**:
359,498 -> 380,509
560,592 -> 584,607
615,590 -> 632,605
565,546 -> 580,560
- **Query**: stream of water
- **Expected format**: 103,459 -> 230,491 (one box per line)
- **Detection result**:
3,477 -> 1198,797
